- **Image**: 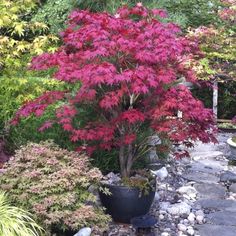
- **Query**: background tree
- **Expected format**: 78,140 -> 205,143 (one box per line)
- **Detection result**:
0,0 -> 58,77
189,0 -> 236,119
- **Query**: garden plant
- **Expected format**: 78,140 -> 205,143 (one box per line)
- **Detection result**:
0,0 -> 235,233
0,191 -> 43,236
0,141 -> 111,234
12,4 -> 217,179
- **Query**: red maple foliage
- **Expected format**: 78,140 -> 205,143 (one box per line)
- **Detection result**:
12,5 -> 217,177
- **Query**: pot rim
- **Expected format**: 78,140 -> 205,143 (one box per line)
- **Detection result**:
227,138 -> 236,147
100,181 -> 156,191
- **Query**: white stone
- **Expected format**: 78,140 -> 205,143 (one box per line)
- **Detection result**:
183,219 -> 189,225
106,172 -> 121,184
187,213 -> 195,223
187,227 -> 194,235
167,202 -> 191,215
183,194 -> 191,200
155,192 -> 160,201
178,223 -> 187,232
188,193 -> 197,199
195,210 -> 204,216
177,186 -> 197,195
196,215 -> 204,224
159,202 -> 171,211
74,227 -> 92,236
161,232 -> 169,236
159,214 -> 165,220
151,167 -> 168,181
159,210 -> 167,215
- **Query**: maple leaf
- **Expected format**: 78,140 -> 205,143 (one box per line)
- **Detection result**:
38,121 -> 54,132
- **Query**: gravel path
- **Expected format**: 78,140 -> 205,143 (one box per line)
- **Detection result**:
106,132 -> 236,236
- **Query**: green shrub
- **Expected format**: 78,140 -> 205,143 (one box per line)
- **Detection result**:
0,191 -> 43,236
75,0 -> 222,28
0,0 -> 59,77
0,76 -> 63,128
5,107 -> 76,153
0,141 -> 111,234
32,0 -> 78,34
0,76 -> 73,152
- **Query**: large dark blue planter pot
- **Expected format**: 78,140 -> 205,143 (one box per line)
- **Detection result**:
99,183 -> 155,223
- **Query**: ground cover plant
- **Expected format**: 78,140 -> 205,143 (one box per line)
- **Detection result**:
0,141 -> 111,234
12,4 -> 217,178
0,191 -> 43,236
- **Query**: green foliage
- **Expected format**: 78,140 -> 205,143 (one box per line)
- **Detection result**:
218,81 -> 236,119
5,108 -> 75,153
0,76 -> 63,129
0,141 -> 111,234
156,0 -> 223,28
91,148 -> 148,174
75,0 -> 222,28
91,149 -> 120,174
218,122 -> 236,129
0,0 -> 58,76
122,170 -> 155,195
0,191 -> 43,236
32,0 -> 78,34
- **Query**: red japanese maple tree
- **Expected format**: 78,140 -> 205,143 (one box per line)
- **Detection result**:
13,4 -> 216,177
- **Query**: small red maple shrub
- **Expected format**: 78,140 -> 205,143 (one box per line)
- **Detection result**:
12,4 -> 216,177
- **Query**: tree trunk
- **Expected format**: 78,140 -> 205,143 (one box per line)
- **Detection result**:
213,81 -> 218,120
119,146 -> 128,178
119,145 -> 134,178
126,144 -> 134,178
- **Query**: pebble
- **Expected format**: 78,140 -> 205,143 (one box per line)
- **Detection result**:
167,202 -> 191,215
178,223 -> 187,232
152,167 -> 168,181
195,210 -> 204,216
106,133 -> 235,236
159,214 -> 165,220
161,232 -> 170,236
183,219 -> 189,225
155,192 -> 160,201
160,202 -> 171,211
187,212 -> 195,224
196,215 -> 204,224
186,226 -> 194,235
74,227 -> 92,236
177,186 -> 197,195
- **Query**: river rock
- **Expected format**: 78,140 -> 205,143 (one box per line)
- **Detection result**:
152,167 -> 168,181
159,202 -> 171,211
178,223 -> 187,232
196,215 -> 204,224
186,227 -> 194,235
161,232 -> 170,236
74,227 -> 92,236
187,212 -> 195,224
177,186 -> 197,195
167,202 -> 191,215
